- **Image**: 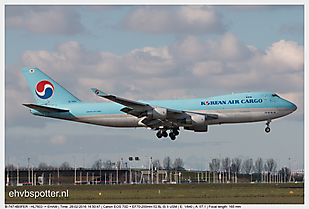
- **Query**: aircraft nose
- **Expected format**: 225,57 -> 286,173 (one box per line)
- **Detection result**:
292,102 -> 297,112
286,100 -> 297,112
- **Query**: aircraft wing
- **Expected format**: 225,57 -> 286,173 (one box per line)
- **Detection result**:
91,88 -> 149,109
23,104 -> 70,113
91,88 -> 184,117
91,88 -> 218,128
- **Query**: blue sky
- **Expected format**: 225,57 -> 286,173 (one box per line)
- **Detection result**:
4,5 -> 304,172
6,5 -> 304,64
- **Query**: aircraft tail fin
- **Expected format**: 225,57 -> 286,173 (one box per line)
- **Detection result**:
21,67 -> 83,105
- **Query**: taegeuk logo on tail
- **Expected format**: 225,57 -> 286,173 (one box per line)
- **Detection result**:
35,80 -> 54,100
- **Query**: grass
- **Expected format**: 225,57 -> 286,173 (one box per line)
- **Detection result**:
5,183 -> 304,204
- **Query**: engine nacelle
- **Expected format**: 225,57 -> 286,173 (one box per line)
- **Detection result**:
184,125 -> 208,132
147,107 -> 167,119
183,114 -> 208,132
191,114 -> 206,126
181,114 -> 207,125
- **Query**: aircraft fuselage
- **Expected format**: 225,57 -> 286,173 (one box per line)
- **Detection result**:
21,67 -> 297,140
30,92 -> 296,128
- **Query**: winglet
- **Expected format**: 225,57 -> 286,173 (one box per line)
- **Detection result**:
91,88 -> 107,96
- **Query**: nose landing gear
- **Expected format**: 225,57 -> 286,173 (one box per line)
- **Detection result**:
265,120 -> 271,133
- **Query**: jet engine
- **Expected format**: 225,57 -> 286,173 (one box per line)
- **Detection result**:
147,107 -> 167,119
183,114 -> 208,132
184,125 -> 208,132
182,114 -> 206,125
191,114 -> 206,125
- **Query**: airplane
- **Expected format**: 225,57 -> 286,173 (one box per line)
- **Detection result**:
21,67 -> 297,141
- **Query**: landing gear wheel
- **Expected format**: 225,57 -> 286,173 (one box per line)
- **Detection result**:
265,127 -> 271,133
172,128 -> 179,136
169,132 -> 176,140
156,131 -> 162,138
162,131 -> 168,138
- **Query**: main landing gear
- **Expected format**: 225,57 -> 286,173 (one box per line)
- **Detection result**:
265,120 -> 271,133
156,128 -> 179,141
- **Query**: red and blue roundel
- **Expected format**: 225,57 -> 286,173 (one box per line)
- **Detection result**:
35,80 -> 54,100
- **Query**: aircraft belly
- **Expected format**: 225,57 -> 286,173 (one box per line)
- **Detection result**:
54,107 -> 293,128
75,115 -> 141,127
204,108 -> 282,125
214,112 -> 252,123
100,118 -> 140,127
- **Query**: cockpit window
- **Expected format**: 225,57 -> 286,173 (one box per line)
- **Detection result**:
272,94 -> 280,98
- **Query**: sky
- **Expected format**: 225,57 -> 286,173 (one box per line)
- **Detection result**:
4,4 -> 305,172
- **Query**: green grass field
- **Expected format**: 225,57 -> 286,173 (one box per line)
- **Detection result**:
5,183 -> 304,204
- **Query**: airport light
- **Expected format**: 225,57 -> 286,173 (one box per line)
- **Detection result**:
100,159 -> 102,183
288,158 -> 291,183
58,167 -> 60,185
129,161 -> 132,184
217,153 -> 221,172
80,171 -> 82,184
116,147 -> 120,169
116,165 -> 118,185
92,172 -> 94,185
32,164 -> 33,186
17,164 -> 19,185
28,158 -> 30,184
276,159 -> 281,183
80,147 -> 84,168
72,156 -> 76,185
200,153 -> 203,172
129,156 -> 153,184
249,158 -> 252,183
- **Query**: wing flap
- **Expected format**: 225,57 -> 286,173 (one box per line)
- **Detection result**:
120,107 -> 142,117
140,118 -> 163,127
23,104 -> 69,113
167,108 -> 183,114
206,113 -> 218,119
91,88 -> 184,115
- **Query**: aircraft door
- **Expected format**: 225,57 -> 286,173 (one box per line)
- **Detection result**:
263,94 -> 268,105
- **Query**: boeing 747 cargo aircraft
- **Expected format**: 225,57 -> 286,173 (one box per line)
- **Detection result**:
21,67 -> 297,140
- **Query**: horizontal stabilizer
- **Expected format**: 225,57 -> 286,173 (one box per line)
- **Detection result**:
23,104 -> 69,113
